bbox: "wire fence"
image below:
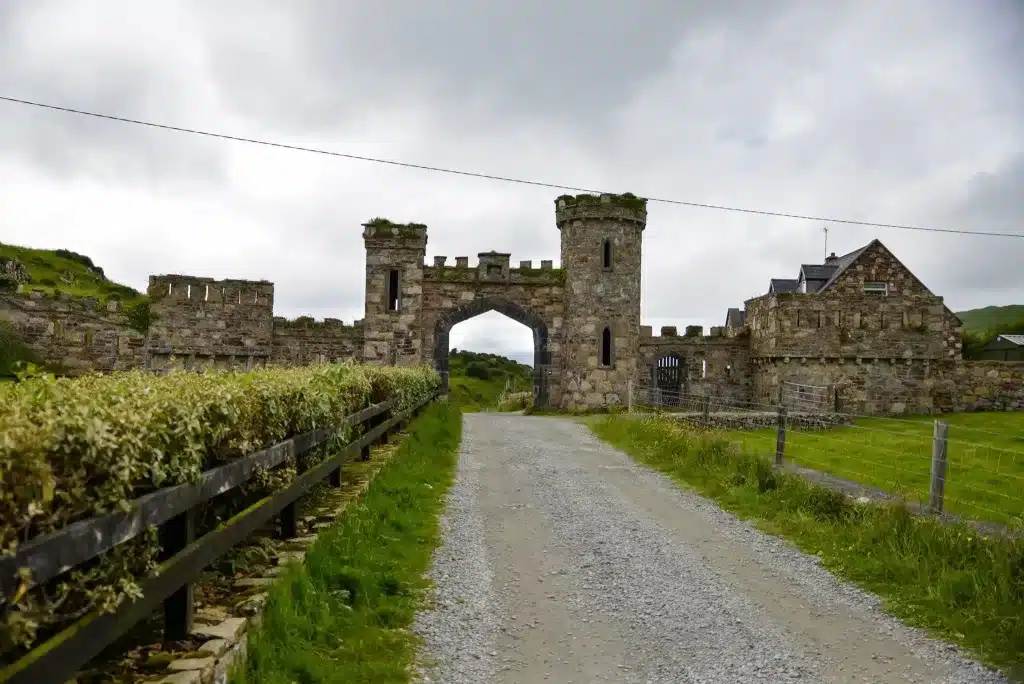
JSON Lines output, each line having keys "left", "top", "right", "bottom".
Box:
{"left": 627, "top": 381, "right": 1024, "bottom": 530}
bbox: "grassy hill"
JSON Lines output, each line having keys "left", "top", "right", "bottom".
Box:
{"left": 0, "top": 241, "right": 143, "bottom": 302}
{"left": 0, "top": 242, "right": 148, "bottom": 379}
{"left": 955, "top": 305, "right": 1024, "bottom": 335}
{"left": 955, "top": 305, "right": 1024, "bottom": 359}
{"left": 446, "top": 348, "right": 533, "bottom": 412}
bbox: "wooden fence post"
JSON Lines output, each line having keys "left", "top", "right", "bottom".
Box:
{"left": 929, "top": 420, "right": 949, "bottom": 514}
{"left": 159, "top": 509, "right": 196, "bottom": 641}
{"left": 279, "top": 450, "right": 307, "bottom": 539}
{"left": 775, "top": 405, "right": 787, "bottom": 465}
{"left": 701, "top": 394, "right": 711, "bottom": 426}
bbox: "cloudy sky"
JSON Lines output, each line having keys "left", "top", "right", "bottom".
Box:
{"left": 1, "top": 0, "right": 1021, "bottom": 365}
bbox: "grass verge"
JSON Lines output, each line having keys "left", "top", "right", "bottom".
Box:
{"left": 591, "top": 414, "right": 1024, "bottom": 681}
{"left": 233, "top": 399, "right": 462, "bottom": 684}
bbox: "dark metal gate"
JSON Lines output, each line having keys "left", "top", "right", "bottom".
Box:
{"left": 654, "top": 354, "right": 683, "bottom": 406}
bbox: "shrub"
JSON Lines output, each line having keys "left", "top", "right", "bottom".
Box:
{"left": 0, "top": 363, "right": 439, "bottom": 658}
{"left": 465, "top": 361, "right": 491, "bottom": 380}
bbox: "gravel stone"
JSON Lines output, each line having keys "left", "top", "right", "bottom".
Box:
{"left": 413, "top": 414, "right": 1010, "bottom": 683}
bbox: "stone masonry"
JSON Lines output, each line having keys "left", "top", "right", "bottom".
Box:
{"left": 2, "top": 192, "right": 1022, "bottom": 415}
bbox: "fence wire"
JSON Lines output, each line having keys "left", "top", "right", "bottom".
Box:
{"left": 628, "top": 382, "right": 1024, "bottom": 529}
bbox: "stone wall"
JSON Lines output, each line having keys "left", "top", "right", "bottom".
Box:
{"left": 0, "top": 292, "right": 146, "bottom": 374}
{"left": 270, "top": 317, "right": 364, "bottom": 366}
{"left": 751, "top": 358, "right": 1024, "bottom": 415}
{"left": 638, "top": 325, "right": 751, "bottom": 406}
{"left": 146, "top": 275, "right": 275, "bottom": 372}
{"left": 745, "top": 241, "right": 962, "bottom": 363}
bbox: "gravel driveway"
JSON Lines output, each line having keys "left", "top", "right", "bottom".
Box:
{"left": 413, "top": 414, "right": 1007, "bottom": 684}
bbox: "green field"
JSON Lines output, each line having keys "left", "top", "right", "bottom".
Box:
{"left": 723, "top": 412, "right": 1024, "bottom": 526}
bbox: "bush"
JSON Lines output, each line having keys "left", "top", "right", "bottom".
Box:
{"left": 465, "top": 361, "right": 491, "bottom": 380}
{"left": 0, "top": 363, "right": 439, "bottom": 658}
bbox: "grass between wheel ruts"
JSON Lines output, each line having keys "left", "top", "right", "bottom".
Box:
{"left": 590, "top": 414, "right": 1024, "bottom": 682}
{"left": 233, "top": 399, "right": 462, "bottom": 684}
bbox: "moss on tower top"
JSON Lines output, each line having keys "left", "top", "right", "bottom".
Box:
{"left": 555, "top": 192, "right": 647, "bottom": 212}
{"left": 363, "top": 217, "right": 428, "bottom": 232}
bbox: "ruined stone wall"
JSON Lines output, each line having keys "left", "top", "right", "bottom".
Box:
{"left": 638, "top": 324, "right": 751, "bottom": 406}
{"left": 557, "top": 193, "right": 646, "bottom": 410}
{"left": 270, "top": 317, "right": 364, "bottom": 366}
{"left": 361, "top": 221, "right": 427, "bottom": 367}
{"left": 0, "top": 292, "right": 146, "bottom": 374}
{"left": 146, "top": 275, "right": 275, "bottom": 372}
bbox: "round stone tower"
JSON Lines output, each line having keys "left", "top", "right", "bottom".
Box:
{"left": 556, "top": 192, "right": 647, "bottom": 410}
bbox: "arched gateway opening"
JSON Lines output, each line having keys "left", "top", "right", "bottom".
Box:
{"left": 434, "top": 296, "right": 551, "bottom": 407}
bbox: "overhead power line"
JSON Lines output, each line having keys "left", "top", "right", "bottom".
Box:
{"left": 2, "top": 94, "right": 1020, "bottom": 239}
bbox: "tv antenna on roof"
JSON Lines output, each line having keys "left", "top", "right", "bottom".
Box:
{"left": 823, "top": 224, "right": 829, "bottom": 259}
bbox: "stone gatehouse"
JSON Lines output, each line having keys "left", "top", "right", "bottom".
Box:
{"left": 3, "top": 192, "right": 1023, "bottom": 413}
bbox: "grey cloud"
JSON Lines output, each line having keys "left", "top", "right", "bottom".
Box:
{"left": 0, "top": 3, "right": 225, "bottom": 185}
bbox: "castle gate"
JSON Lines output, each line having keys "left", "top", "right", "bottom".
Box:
{"left": 432, "top": 296, "right": 552, "bottom": 405}
{"left": 361, "top": 218, "right": 564, "bottom": 408}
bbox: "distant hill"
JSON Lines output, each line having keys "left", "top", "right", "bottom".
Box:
{"left": 955, "top": 305, "right": 1024, "bottom": 360}
{"left": 0, "top": 241, "right": 142, "bottom": 302}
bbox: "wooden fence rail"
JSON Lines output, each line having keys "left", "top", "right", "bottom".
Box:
{"left": 0, "top": 391, "right": 438, "bottom": 684}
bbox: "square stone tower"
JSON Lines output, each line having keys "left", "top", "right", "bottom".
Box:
{"left": 362, "top": 219, "right": 428, "bottom": 366}
{"left": 556, "top": 193, "right": 647, "bottom": 409}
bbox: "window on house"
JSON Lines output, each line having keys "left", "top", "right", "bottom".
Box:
{"left": 863, "top": 282, "right": 888, "bottom": 295}
{"left": 602, "top": 239, "right": 612, "bottom": 270}
{"left": 600, "top": 326, "right": 612, "bottom": 366}
{"left": 387, "top": 269, "right": 400, "bottom": 311}
{"left": 701, "top": 359, "right": 707, "bottom": 378}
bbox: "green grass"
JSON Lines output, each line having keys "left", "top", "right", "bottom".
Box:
{"left": 234, "top": 400, "right": 462, "bottom": 684}
{"left": 957, "top": 305, "right": 1024, "bottom": 334}
{"left": 720, "top": 412, "right": 1024, "bottom": 526}
{"left": 591, "top": 415, "right": 1024, "bottom": 680}
{"left": 447, "top": 374, "right": 506, "bottom": 412}
{"left": 0, "top": 241, "right": 143, "bottom": 302}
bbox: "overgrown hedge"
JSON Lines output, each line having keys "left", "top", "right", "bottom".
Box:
{"left": 0, "top": 362, "right": 439, "bottom": 659}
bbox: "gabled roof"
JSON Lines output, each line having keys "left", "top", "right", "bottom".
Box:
{"left": 817, "top": 241, "right": 876, "bottom": 292}
{"left": 800, "top": 264, "right": 838, "bottom": 282}
{"left": 769, "top": 278, "right": 799, "bottom": 293}
{"left": 725, "top": 307, "right": 746, "bottom": 328}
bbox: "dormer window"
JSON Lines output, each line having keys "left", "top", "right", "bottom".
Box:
{"left": 602, "top": 239, "right": 612, "bottom": 270}
{"left": 863, "top": 282, "right": 888, "bottom": 296}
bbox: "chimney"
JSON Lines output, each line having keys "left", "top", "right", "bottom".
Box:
{"left": 825, "top": 252, "right": 838, "bottom": 265}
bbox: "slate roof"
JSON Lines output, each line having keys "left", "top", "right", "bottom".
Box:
{"left": 765, "top": 241, "right": 878, "bottom": 297}
{"left": 769, "top": 278, "right": 799, "bottom": 293}
{"left": 998, "top": 334, "right": 1024, "bottom": 347}
{"left": 725, "top": 307, "right": 746, "bottom": 328}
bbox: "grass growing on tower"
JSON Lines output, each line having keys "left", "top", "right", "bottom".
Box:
{"left": 234, "top": 400, "right": 462, "bottom": 684}
{"left": 591, "top": 414, "right": 1024, "bottom": 681}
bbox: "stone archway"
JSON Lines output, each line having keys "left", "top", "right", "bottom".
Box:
{"left": 433, "top": 296, "right": 551, "bottom": 407}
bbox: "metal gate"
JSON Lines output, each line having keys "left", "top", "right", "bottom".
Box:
{"left": 654, "top": 354, "right": 683, "bottom": 406}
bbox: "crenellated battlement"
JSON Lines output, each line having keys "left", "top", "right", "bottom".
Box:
{"left": 147, "top": 275, "right": 274, "bottom": 308}
{"left": 639, "top": 324, "right": 742, "bottom": 344}
{"left": 554, "top": 192, "right": 648, "bottom": 230}
{"left": 424, "top": 253, "right": 564, "bottom": 286}
{"left": 362, "top": 218, "right": 429, "bottom": 249}
{"left": 272, "top": 316, "right": 364, "bottom": 332}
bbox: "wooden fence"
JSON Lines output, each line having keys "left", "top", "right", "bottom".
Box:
{"left": 0, "top": 391, "right": 439, "bottom": 684}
